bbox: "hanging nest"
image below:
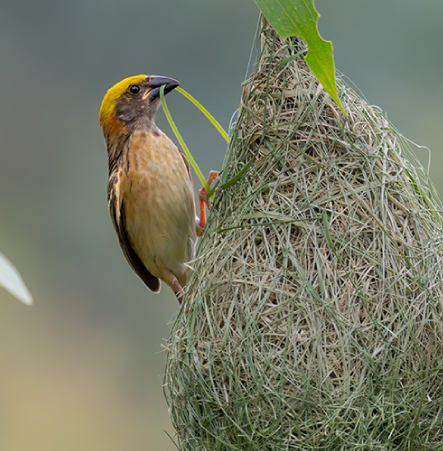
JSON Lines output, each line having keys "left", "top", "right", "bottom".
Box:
{"left": 164, "top": 17, "right": 443, "bottom": 450}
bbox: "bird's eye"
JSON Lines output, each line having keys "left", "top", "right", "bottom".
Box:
{"left": 128, "top": 84, "right": 141, "bottom": 95}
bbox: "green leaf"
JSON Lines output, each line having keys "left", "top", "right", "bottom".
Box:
{"left": 253, "top": 0, "right": 345, "bottom": 113}
{"left": 175, "top": 87, "right": 229, "bottom": 143}
{"left": 0, "top": 252, "right": 33, "bottom": 305}
{"left": 160, "top": 85, "right": 211, "bottom": 195}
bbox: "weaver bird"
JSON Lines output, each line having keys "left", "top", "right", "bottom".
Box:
{"left": 99, "top": 75, "right": 218, "bottom": 301}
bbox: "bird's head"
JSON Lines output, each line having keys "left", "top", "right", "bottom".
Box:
{"left": 99, "top": 75, "right": 180, "bottom": 136}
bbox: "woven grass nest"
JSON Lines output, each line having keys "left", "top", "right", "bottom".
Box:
{"left": 164, "top": 18, "right": 443, "bottom": 450}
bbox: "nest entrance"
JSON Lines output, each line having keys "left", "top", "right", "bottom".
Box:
{"left": 165, "top": 18, "right": 443, "bottom": 450}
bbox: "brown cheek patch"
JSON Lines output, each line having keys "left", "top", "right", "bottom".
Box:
{"left": 106, "top": 114, "right": 127, "bottom": 137}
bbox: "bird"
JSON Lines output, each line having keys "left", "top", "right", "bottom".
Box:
{"left": 99, "top": 75, "right": 218, "bottom": 302}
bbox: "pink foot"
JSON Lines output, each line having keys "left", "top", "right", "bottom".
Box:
{"left": 198, "top": 171, "right": 220, "bottom": 234}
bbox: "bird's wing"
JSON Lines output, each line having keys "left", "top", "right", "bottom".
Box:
{"left": 179, "top": 150, "right": 191, "bottom": 177}
{"left": 178, "top": 150, "right": 196, "bottom": 194}
{"left": 107, "top": 172, "right": 160, "bottom": 293}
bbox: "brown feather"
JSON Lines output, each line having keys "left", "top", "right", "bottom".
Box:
{"left": 108, "top": 171, "right": 160, "bottom": 292}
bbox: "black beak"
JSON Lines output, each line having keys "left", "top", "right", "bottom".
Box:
{"left": 147, "top": 76, "right": 180, "bottom": 101}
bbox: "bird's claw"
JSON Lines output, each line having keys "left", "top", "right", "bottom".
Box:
{"left": 197, "top": 170, "right": 220, "bottom": 233}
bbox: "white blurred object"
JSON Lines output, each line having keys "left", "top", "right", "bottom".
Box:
{"left": 0, "top": 252, "right": 33, "bottom": 305}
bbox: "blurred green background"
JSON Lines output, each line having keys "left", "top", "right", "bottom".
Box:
{"left": 1, "top": 1, "right": 442, "bottom": 449}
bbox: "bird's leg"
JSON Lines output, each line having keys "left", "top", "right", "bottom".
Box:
{"left": 197, "top": 170, "right": 220, "bottom": 236}
{"left": 164, "top": 268, "right": 185, "bottom": 303}
{"left": 175, "top": 286, "right": 184, "bottom": 304}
